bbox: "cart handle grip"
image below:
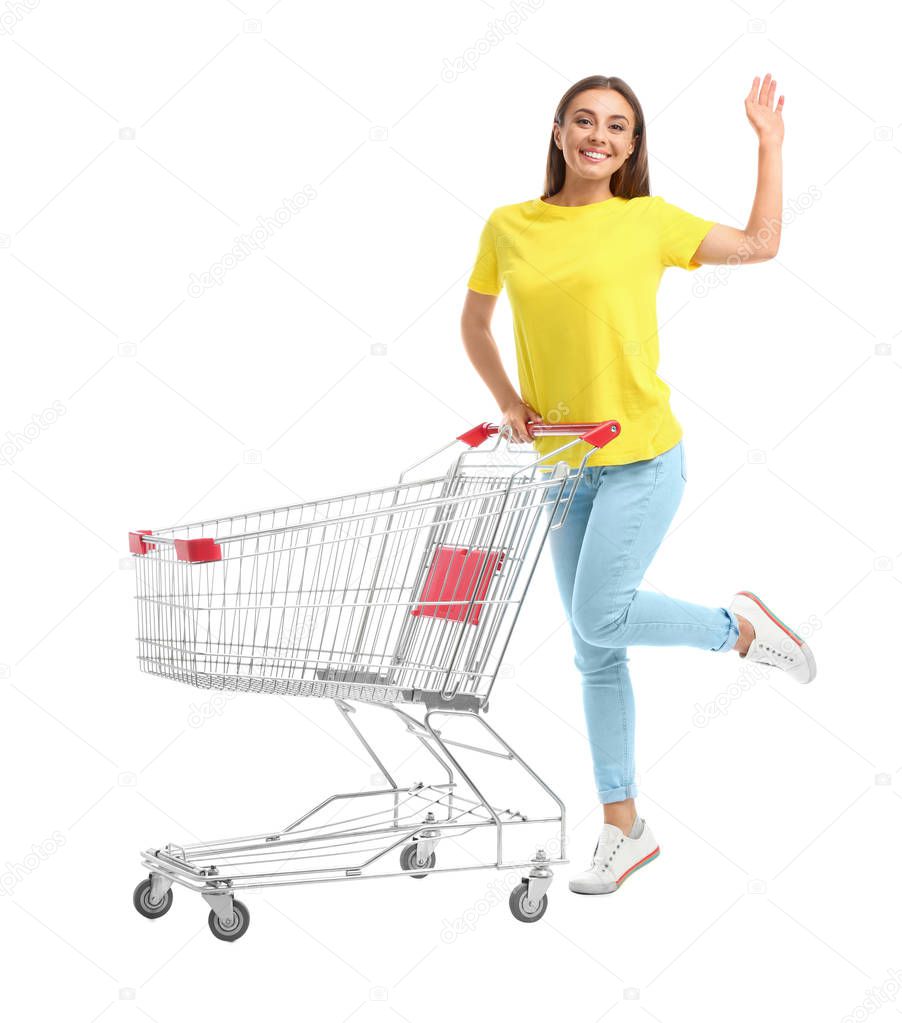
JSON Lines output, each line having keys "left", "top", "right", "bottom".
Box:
{"left": 457, "top": 420, "right": 620, "bottom": 450}
{"left": 129, "top": 531, "right": 222, "bottom": 563}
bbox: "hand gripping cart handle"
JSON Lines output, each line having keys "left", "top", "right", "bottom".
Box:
{"left": 129, "top": 419, "right": 621, "bottom": 940}
{"left": 453, "top": 419, "right": 620, "bottom": 530}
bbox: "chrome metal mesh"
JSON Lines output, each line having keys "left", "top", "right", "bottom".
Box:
{"left": 133, "top": 453, "right": 569, "bottom": 710}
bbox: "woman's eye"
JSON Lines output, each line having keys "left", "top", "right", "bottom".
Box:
{"left": 577, "top": 117, "right": 624, "bottom": 130}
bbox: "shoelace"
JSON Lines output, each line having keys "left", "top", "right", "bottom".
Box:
{"left": 592, "top": 835, "right": 625, "bottom": 871}
{"left": 748, "top": 638, "right": 796, "bottom": 664}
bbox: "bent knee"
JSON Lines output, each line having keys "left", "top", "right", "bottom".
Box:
{"left": 572, "top": 605, "right": 628, "bottom": 646}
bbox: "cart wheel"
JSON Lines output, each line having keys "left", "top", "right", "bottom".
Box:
{"left": 207, "top": 900, "right": 250, "bottom": 942}
{"left": 133, "top": 877, "right": 173, "bottom": 919}
{"left": 509, "top": 882, "right": 547, "bottom": 923}
{"left": 399, "top": 844, "right": 436, "bottom": 879}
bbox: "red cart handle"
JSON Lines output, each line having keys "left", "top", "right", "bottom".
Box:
{"left": 131, "top": 421, "right": 621, "bottom": 562}
{"left": 128, "top": 531, "right": 222, "bottom": 563}
{"left": 457, "top": 420, "right": 620, "bottom": 450}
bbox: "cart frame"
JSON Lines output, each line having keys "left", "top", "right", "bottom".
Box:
{"left": 130, "top": 420, "right": 621, "bottom": 938}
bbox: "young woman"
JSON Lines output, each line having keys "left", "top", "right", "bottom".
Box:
{"left": 461, "top": 73, "right": 816, "bottom": 896}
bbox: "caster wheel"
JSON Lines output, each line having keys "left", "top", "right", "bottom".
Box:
{"left": 133, "top": 877, "right": 173, "bottom": 919}
{"left": 207, "top": 900, "right": 250, "bottom": 942}
{"left": 509, "top": 882, "right": 547, "bottom": 923}
{"left": 399, "top": 843, "right": 435, "bottom": 879}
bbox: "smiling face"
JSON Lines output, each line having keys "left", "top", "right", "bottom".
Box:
{"left": 553, "top": 88, "right": 636, "bottom": 184}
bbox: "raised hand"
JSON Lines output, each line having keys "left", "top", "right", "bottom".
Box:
{"left": 745, "top": 72, "right": 784, "bottom": 146}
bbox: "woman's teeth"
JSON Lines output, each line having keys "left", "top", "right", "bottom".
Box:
{"left": 580, "top": 149, "right": 610, "bottom": 162}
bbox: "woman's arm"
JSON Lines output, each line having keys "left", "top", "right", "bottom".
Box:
{"left": 693, "top": 72, "right": 784, "bottom": 266}
{"left": 461, "top": 289, "right": 542, "bottom": 443}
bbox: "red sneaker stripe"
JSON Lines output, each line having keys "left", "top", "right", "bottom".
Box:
{"left": 736, "top": 591, "right": 803, "bottom": 646}
{"left": 616, "top": 846, "right": 660, "bottom": 884}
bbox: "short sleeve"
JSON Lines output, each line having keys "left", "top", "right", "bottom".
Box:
{"left": 654, "top": 197, "right": 716, "bottom": 271}
{"left": 466, "top": 212, "right": 502, "bottom": 295}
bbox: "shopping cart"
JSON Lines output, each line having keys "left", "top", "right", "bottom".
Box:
{"left": 129, "top": 418, "right": 620, "bottom": 941}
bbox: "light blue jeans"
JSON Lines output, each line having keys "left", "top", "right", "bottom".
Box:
{"left": 542, "top": 439, "right": 740, "bottom": 804}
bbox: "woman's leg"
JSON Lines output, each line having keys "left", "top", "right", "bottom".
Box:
{"left": 546, "top": 468, "right": 639, "bottom": 808}
{"left": 543, "top": 440, "right": 741, "bottom": 821}
{"left": 570, "top": 440, "right": 741, "bottom": 653}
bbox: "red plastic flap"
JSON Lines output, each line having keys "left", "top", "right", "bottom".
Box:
{"left": 174, "top": 538, "right": 222, "bottom": 564}
{"left": 411, "top": 545, "right": 505, "bottom": 626}
{"left": 128, "top": 530, "right": 155, "bottom": 555}
{"left": 581, "top": 420, "right": 621, "bottom": 449}
{"left": 456, "top": 422, "right": 494, "bottom": 448}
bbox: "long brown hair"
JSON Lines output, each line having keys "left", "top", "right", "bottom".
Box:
{"left": 542, "top": 75, "right": 650, "bottom": 200}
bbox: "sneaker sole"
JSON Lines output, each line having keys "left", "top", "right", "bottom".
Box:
{"left": 569, "top": 846, "right": 660, "bottom": 895}
{"left": 733, "top": 590, "right": 816, "bottom": 683}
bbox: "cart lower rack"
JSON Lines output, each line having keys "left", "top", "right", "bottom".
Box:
{"left": 129, "top": 418, "right": 621, "bottom": 940}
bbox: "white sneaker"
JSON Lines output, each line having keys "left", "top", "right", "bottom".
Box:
{"left": 569, "top": 819, "right": 660, "bottom": 895}
{"left": 728, "top": 590, "right": 816, "bottom": 683}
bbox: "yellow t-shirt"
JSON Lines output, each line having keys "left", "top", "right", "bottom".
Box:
{"left": 466, "top": 195, "right": 716, "bottom": 467}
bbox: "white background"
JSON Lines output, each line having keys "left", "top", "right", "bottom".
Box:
{"left": 2, "top": 0, "right": 898, "bottom": 1020}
